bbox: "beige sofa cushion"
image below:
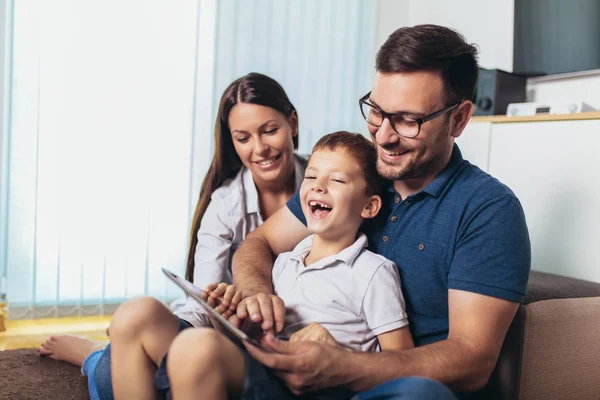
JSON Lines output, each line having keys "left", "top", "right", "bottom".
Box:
{"left": 474, "top": 271, "right": 600, "bottom": 400}
{"left": 518, "top": 297, "right": 600, "bottom": 400}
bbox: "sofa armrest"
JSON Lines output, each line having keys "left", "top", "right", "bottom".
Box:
{"left": 518, "top": 296, "right": 600, "bottom": 400}
{"left": 475, "top": 271, "right": 600, "bottom": 400}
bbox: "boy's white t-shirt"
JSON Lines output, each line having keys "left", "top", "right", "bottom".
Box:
{"left": 272, "top": 233, "right": 409, "bottom": 352}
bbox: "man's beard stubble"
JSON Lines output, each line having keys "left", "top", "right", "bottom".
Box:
{"left": 377, "top": 154, "right": 439, "bottom": 181}
{"left": 375, "top": 124, "right": 454, "bottom": 182}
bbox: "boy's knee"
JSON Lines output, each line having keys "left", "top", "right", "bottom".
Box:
{"left": 168, "top": 329, "right": 223, "bottom": 375}
{"left": 109, "top": 296, "right": 166, "bottom": 338}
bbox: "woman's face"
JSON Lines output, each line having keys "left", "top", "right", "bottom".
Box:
{"left": 228, "top": 103, "right": 297, "bottom": 187}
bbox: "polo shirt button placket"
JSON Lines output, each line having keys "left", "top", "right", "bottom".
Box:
{"left": 386, "top": 195, "right": 404, "bottom": 246}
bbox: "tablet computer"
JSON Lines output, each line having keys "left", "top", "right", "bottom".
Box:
{"left": 162, "top": 268, "right": 276, "bottom": 353}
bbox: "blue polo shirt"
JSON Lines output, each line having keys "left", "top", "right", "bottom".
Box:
{"left": 286, "top": 144, "right": 531, "bottom": 346}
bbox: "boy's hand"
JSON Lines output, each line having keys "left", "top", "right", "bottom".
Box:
{"left": 201, "top": 282, "right": 242, "bottom": 319}
{"left": 289, "top": 323, "right": 339, "bottom": 347}
{"left": 236, "top": 293, "right": 286, "bottom": 334}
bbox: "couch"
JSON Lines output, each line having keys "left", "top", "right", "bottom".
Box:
{"left": 475, "top": 270, "right": 600, "bottom": 400}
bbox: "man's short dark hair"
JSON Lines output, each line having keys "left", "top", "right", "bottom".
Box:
{"left": 376, "top": 24, "right": 479, "bottom": 104}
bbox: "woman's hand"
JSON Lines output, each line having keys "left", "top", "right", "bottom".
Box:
{"left": 201, "top": 282, "right": 243, "bottom": 319}
{"left": 289, "top": 323, "right": 339, "bottom": 347}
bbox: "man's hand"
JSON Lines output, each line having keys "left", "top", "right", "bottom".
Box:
{"left": 245, "top": 333, "right": 349, "bottom": 395}
{"left": 235, "top": 293, "right": 286, "bottom": 334}
{"left": 200, "top": 282, "right": 243, "bottom": 319}
{"left": 289, "top": 323, "right": 339, "bottom": 348}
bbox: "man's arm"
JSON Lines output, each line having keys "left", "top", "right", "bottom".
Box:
{"left": 231, "top": 205, "right": 309, "bottom": 332}
{"left": 232, "top": 205, "right": 309, "bottom": 295}
{"left": 343, "top": 289, "right": 518, "bottom": 392}
{"left": 246, "top": 289, "right": 518, "bottom": 394}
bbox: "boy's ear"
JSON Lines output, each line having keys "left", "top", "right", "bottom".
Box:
{"left": 361, "top": 194, "right": 382, "bottom": 219}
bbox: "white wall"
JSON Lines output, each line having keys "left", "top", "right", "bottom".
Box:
{"left": 527, "top": 72, "right": 600, "bottom": 109}
{"left": 374, "top": 0, "right": 411, "bottom": 56}
{"left": 375, "top": 0, "right": 515, "bottom": 71}
{"left": 460, "top": 120, "right": 600, "bottom": 283}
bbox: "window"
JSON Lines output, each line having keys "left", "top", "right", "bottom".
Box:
{"left": 1, "top": 0, "right": 376, "bottom": 318}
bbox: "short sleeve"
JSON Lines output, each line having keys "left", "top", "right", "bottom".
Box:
{"left": 286, "top": 190, "right": 306, "bottom": 226}
{"left": 448, "top": 194, "right": 531, "bottom": 303}
{"left": 362, "top": 261, "right": 409, "bottom": 336}
{"left": 271, "top": 251, "right": 291, "bottom": 284}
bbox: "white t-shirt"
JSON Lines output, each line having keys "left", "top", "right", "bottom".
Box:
{"left": 273, "top": 233, "right": 409, "bottom": 352}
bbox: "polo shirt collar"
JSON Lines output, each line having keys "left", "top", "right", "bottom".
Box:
{"left": 243, "top": 154, "right": 305, "bottom": 215}
{"left": 421, "top": 143, "right": 464, "bottom": 199}
{"left": 289, "top": 233, "right": 369, "bottom": 269}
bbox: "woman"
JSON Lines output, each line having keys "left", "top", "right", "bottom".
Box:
{"left": 38, "top": 73, "right": 305, "bottom": 400}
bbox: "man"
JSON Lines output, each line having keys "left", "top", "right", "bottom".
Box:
{"left": 229, "top": 24, "right": 531, "bottom": 399}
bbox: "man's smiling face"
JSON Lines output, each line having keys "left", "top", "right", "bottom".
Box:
{"left": 367, "top": 71, "right": 458, "bottom": 185}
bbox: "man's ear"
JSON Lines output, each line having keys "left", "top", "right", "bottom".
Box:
{"left": 450, "top": 101, "right": 474, "bottom": 139}
{"left": 361, "top": 195, "right": 382, "bottom": 219}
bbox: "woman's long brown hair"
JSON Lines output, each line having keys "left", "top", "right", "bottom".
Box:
{"left": 185, "top": 73, "right": 298, "bottom": 282}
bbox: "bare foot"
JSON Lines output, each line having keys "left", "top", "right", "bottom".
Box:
{"left": 38, "top": 335, "right": 107, "bottom": 367}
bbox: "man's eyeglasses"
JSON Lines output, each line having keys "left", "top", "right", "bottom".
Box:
{"left": 359, "top": 92, "right": 460, "bottom": 138}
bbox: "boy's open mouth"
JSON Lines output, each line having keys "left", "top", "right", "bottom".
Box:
{"left": 308, "top": 200, "right": 332, "bottom": 219}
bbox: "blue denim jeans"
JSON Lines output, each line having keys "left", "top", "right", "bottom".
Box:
{"left": 80, "top": 347, "right": 104, "bottom": 400}
{"left": 354, "top": 377, "right": 457, "bottom": 400}
{"left": 239, "top": 373, "right": 456, "bottom": 400}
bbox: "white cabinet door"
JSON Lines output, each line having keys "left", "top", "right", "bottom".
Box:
{"left": 489, "top": 120, "right": 600, "bottom": 282}
{"left": 456, "top": 122, "right": 492, "bottom": 172}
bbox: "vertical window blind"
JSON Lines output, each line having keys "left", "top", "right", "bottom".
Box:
{"left": 0, "top": 0, "right": 376, "bottom": 319}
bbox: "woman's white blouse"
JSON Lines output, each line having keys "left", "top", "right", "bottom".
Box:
{"left": 174, "top": 155, "right": 306, "bottom": 327}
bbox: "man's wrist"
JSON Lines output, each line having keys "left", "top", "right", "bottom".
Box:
{"left": 241, "top": 285, "right": 273, "bottom": 298}
{"left": 336, "top": 349, "right": 402, "bottom": 392}
{"left": 330, "top": 345, "right": 368, "bottom": 390}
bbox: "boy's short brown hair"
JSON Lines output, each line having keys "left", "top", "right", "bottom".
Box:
{"left": 311, "top": 131, "right": 384, "bottom": 195}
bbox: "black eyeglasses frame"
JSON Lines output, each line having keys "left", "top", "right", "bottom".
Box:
{"left": 359, "top": 92, "right": 460, "bottom": 138}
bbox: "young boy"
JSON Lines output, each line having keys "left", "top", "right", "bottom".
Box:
{"left": 166, "top": 131, "right": 414, "bottom": 400}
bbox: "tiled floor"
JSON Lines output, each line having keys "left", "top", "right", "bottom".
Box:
{"left": 0, "top": 315, "right": 111, "bottom": 350}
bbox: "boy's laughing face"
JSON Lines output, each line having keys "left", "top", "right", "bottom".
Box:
{"left": 300, "top": 148, "right": 378, "bottom": 240}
